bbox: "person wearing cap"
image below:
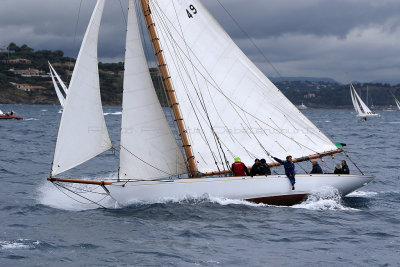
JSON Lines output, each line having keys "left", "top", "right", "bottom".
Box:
{"left": 231, "top": 156, "right": 250, "bottom": 177}
{"left": 272, "top": 155, "right": 296, "bottom": 190}
{"left": 310, "top": 160, "right": 323, "bottom": 174}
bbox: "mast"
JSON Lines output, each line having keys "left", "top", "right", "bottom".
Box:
{"left": 139, "top": 0, "right": 197, "bottom": 176}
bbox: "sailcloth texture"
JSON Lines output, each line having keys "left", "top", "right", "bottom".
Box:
{"left": 149, "top": 0, "right": 337, "bottom": 173}
{"left": 52, "top": 0, "right": 111, "bottom": 176}
{"left": 118, "top": 0, "right": 187, "bottom": 180}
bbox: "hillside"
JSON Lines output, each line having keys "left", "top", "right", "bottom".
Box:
{"left": 1, "top": 43, "right": 400, "bottom": 108}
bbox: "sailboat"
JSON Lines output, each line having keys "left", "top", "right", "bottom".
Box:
{"left": 47, "top": 0, "right": 374, "bottom": 207}
{"left": 49, "top": 62, "right": 68, "bottom": 112}
{"left": 392, "top": 94, "right": 400, "bottom": 111}
{"left": 297, "top": 102, "right": 307, "bottom": 110}
{"left": 349, "top": 83, "right": 379, "bottom": 117}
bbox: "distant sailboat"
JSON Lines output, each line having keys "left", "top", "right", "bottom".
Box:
{"left": 297, "top": 102, "right": 307, "bottom": 110}
{"left": 392, "top": 94, "right": 400, "bottom": 111}
{"left": 49, "top": 62, "right": 68, "bottom": 111}
{"left": 47, "top": 0, "right": 374, "bottom": 207}
{"left": 350, "top": 83, "right": 379, "bottom": 117}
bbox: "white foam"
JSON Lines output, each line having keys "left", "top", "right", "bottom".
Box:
{"left": 0, "top": 239, "right": 40, "bottom": 250}
{"left": 293, "top": 186, "right": 357, "bottom": 211}
{"left": 24, "top": 118, "right": 39, "bottom": 121}
{"left": 347, "top": 190, "right": 378, "bottom": 197}
{"left": 41, "top": 109, "right": 47, "bottom": 112}
{"left": 38, "top": 179, "right": 117, "bottom": 211}
{"left": 104, "top": 111, "right": 122, "bottom": 116}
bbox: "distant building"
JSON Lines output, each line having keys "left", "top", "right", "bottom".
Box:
{"left": 9, "top": 82, "right": 46, "bottom": 92}
{"left": 52, "top": 62, "right": 74, "bottom": 68}
{"left": 11, "top": 68, "right": 40, "bottom": 77}
{"left": 304, "top": 93, "right": 316, "bottom": 99}
{"left": 1, "top": 58, "right": 31, "bottom": 64}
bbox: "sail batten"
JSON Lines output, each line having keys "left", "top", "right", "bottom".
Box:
{"left": 51, "top": 0, "right": 111, "bottom": 176}
{"left": 150, "top": 0, "right": 337, "bottom": 173}
{"left": 118, "top": 0, "right": 187, "bottom": 180}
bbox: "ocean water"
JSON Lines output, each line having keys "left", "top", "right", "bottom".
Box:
{"left": 0, "top": 104, "right": 399, "bottom": 266}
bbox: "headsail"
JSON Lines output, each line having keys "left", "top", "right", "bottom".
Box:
{"left": 148, "top": 0, "right": 338, "bottom": 173}
{"left": 393, "top": 95, "right": 400, "bottom": 110}
{"left": 49, "top": 62, "right": 65, "bottom": 108}
{"left": 350, "top": 83, "right": 363, "bottom": 116}
{"left": 119, "top": 0, "right": 187, "bottom": 180}
{"left": 51, "top": 0, "right": 111, "bottom": 176}
{"left": 49, "top": 62, "right": 68, "bottom": 95}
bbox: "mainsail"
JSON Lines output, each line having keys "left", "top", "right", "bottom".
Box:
{"left": 393, "top": 95, "right": 400, "bottom": 110}
{"left": 148, "top": 0, "right": 337, "bottom": 173}
{"left": 49, "top": 62, "right": 65, "bottom": 108}
{"left": 51, "top": 0, "right": 111, "bottom": 176}
{"left": 119, "top": 0, "right": 187, "bottom": 180}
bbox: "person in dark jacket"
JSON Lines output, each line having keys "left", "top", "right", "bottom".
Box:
{"left": 260, "top": 158, "right": 271, "bottom": 176}
{"left": 250, "top": 159, "right": 263, "bottom": 177}
{"left": 341, "top": 160, "right": 350, "bottom": 174}
{"left": 231, "top": 156, "right": 250, "bottom": 177}
{"left": 273, "top": 155, "right": 296, "bottom": 190}
{"left": 310, "top": 160, "right": 323, "bottom": 174}
{"left": 334, "top": 164, "right": 342, "bottom": 174}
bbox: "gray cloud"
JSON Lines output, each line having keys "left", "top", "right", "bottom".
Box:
{"left": 1, "top": 0, "right": 399, "bottom": 83}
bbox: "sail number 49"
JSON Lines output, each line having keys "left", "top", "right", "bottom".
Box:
{"left": 186, "top": 5, "right": 197, "bottom": 18}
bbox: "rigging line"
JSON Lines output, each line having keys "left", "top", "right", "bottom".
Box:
{"left": 118, "top": 0, "right": 127, "bottom": 26}
{"left": 151, "top": 6, "right": 223, "bottom": 170}
{"left": 120, "top": 145, "right": 174, "bottom": 176}
{"left": 150, "top": 2, "right": 333, "bottom": 153}
{"left": 215, "top": 0, "right": 283, "bottom": 78}
{"left": 53, "top": 182, "right": 108, "bottom": 209}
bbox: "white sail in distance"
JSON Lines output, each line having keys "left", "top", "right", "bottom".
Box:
{"left": 350, "top": 83, "right": 363, "bottom": 116}
{"left": 394, "top": 96, "right": 400, "bottom": 110}
{"left": 350, "top": 83, "right": 374, "bottom": 116}
{"left": 149, "top": 0, "right": 337, "bottom": 173}
{"left": 49, "top": 62, "right": 68, "bottom": 95}
{"left": 49, "top": 62, "right": 65, "bottom": 108}
{"left": 118, "top": 0, "right": 187, "bottom": 180}
{"left": 51, "top": 0, "right": 111, "bottom": 176}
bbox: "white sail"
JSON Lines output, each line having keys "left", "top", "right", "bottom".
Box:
{"left": 350, "top": 83, "right": 363, "bottom": 116}
{"left": 49, "top": 62, "right": 68, "bottom": 95}
{"left": 118, "top": 0, "right": 187, "bottom": 180}
{"left": 49, "top": 62, "right": 65, "bottom": 108}
{"left": 51, "top": 0, "right": 111, "bottom": 176}
{"left": 394, "top": 96, "right": 400, "bottom": 110}
{"left": 149, "top": 0, "right": 337, "bottom": 173}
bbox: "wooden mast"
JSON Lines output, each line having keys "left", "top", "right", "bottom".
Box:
{"left": 139, "top": 0, "right": 197, "bottom": 176}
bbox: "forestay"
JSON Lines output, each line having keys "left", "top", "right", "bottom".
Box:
{"left": 118, "top": 0, "right": 187, "bottom": 180}
{"left": 52, "top": 0, "right": 111, "bottom": 176}
{"left": 149, "top": 0, "right": 337, "bottom": 173}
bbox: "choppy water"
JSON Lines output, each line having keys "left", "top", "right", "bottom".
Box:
{"left": 0, "top": 104, "right": 399, "bottom": 266}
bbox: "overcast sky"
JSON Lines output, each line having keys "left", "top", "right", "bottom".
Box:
{"left": 1, "top": 0, "right": 400, "bottom": 84}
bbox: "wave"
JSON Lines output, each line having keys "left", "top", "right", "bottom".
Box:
{"left": 0, "top": 239, "right": 40, "bottom": 250}
{"left": 347, "top": 190, "right": 378, "bottom": 198}
{"left": 24, "top": 118, "right": 39, "bottom": 121}
{"left": 104, "top": 111, "right": 122, "bottom": 116}
{"left": 293, "top": 186, "right": 357, "bottom": 211}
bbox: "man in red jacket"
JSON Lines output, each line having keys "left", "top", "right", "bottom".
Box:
{"left": 231, "top": 156, "right": 250, "bottom": 177}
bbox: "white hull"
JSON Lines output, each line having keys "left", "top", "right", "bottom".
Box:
{"left": 106, "top": 174, "right": 374, "bottom": 206}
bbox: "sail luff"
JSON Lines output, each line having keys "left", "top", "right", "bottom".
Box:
{"left": 51, "top": 0, "right": 111, "bottom": 176}
{"left": 49, "top": 62, "right": 65, "bottom": 108}
{"left": 350, "top": 83, "right": 362, "bottom": 115}
{"left": 139, "top": 0, "right": 197, "bottom": 176}
{"left": 118, "top": 0, "right": 187, "bottom": 180}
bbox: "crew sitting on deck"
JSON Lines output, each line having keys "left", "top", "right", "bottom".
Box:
{"left": 250, "top": 159, "right": 262, "bottom": 177}
{"left": 310, "top": 160, "right": 323, "bottom": 174}
{"left": 260, "top": 158, "right": 271, "bottom": 176}
{"left": 231, "top": 156, "right": 250, "bottom": 177}
{"left": 334, "top": 164, "right": 342, "bottom": 174}
{"left": 341, "top": 160, "right": 350, "bottom": 174}
{"left": 272, "top": 155, "right": 296, "bottom": 190}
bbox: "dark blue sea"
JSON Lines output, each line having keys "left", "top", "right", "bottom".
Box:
{"left": 0, "top": 104, "right": 399, "bottom": 266}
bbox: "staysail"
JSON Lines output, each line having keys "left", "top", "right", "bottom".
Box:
{"left": 49, "top": 62, "right": 65, "bottom": 108}
{"left": 51, "top": 0, "right": 111, "bottom": 176}
{"left": 118, "top": 0, "right": 187, "bottom": 180}
{"left": 148, "top": 0, "right": 337, "bottom": 173}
